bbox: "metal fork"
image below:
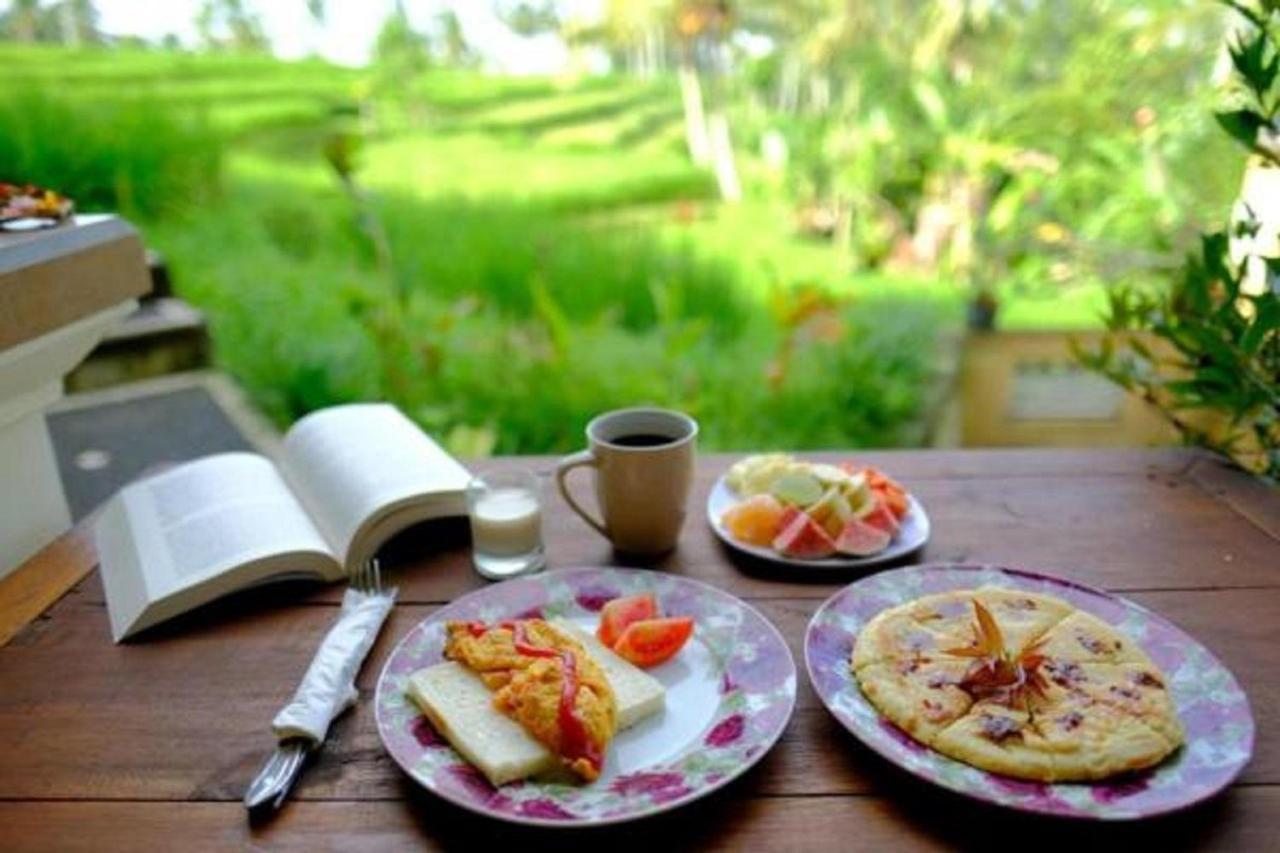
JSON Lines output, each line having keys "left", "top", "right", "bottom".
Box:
{"left": 352, "top": 557, "right": 383, "bottom": 595}
{"left": 244, "top": 559, "right": 383, "bottom": 812}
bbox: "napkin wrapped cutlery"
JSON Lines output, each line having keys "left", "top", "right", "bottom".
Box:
{"left": 244, "top": 567, "right": 395, "bottom": 812}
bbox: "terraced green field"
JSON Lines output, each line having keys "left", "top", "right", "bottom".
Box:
{"left": 4, "top": 45, "right": 966, "bottom": 452}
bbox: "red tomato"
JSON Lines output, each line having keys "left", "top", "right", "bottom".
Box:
{"left": 596, "top": 594, "right": 658, "bottom": 648}
{"left": 612, "top": 617, "right": 694, "bottom": 668}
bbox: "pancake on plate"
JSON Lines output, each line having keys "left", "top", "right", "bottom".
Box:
{"left": 852, "top": 586, "right": 1184, "bottom": 782}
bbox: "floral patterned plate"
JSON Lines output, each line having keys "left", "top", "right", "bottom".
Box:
{"left": 805, "top": 563, "right": 1254, "bottom": 820}
{"left": 375, "top": 567, "right": 797, "bottom": 827}
{"left": 707, "top": 474, "right": 929, "bottom": 570}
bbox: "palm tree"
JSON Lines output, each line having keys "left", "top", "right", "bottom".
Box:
{"left": 7, "top": 0, "right": 42, "bottom": 42}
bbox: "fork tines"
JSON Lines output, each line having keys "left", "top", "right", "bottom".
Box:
{"left": 352, "top": 559, "right": 383, "bottom": 594}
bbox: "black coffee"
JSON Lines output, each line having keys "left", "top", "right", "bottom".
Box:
{"left": 611, "top": 433, "right": 677, "bottom": 447}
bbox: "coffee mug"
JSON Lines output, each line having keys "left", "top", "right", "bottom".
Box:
{"left": 555, "top": 408, "right": 698, "bottom": 555}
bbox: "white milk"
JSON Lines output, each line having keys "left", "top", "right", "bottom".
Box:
{"left": 468, "top": 483, "right": 545, "bottom": 580}
{"left": 471, "top": 488, "right": 541, "bottom": 556}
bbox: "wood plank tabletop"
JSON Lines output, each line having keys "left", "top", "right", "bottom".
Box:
{"left": 0, "top": 447, "right": 1276, "bottom": 851}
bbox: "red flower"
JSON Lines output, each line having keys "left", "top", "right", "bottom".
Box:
{"left": 410, "top": 716, "right": 443, "bottom": 748}
{"left": 574, "top": 585, "right": 619, "bottom": 611}
{"left": 705, "top": 714, "right": 745, "bottom": 747}
{"left": 517, "top": 798, "right": 576, "bottom": 820}
{"left": 610, "top": 771, "right": 686, "bottom": 798}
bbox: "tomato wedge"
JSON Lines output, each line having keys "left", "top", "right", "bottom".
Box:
{"left": 612, "top": 617, "right": 694, "bottom": 668}
{"left": 596, "top": 594, "right": 658, "bottom": 648}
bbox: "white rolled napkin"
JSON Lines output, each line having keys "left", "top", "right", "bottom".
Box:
{"left": 272, "top": 585, "right": 397, "bottom": 744}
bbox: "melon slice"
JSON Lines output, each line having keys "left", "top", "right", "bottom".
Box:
{"left": 835, "top": 517, "right": 891, "bottom": 556}
{"left": 861, "top": 499, "right": 901, "bottom": 536}
{"left": 805, "top": 487, "right": 856, "bottom": 539}
{"left": 770, "top": 470, "right": 824, "bottom": 507}
{"left": 772, "top": 511, "right": 837, "bottom": 559}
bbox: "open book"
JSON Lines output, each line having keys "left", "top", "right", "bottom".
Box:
{"left": 95, "top": 403, "right": 470, "bottom": 641}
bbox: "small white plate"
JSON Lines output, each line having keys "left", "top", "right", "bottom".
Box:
{"left": 706, "top": 471, "right": 930, "bottom": 569}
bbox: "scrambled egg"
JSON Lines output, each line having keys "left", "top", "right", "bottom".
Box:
{"left": 445, "top": 619, "right": 617, "bottom": 781}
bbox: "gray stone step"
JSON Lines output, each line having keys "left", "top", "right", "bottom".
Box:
{"left": 67, "top": 297, "right": 210, "bottom": 392}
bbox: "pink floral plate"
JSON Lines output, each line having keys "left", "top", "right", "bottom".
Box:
{"left": 805, "top": 563, "right": 1254, "bottom": 820}
{"left": 375, "top": 567, "right": 797, "bottom": 827}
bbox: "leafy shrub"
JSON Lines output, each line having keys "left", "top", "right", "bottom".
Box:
{"left": 1078, "top": 0, "right": 1279, "bottom": 480}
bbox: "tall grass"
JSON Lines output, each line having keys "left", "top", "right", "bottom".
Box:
{"left": 376, "top": 193, "right": 749, "bottom": 334}
{"left": 0, "top": 88, "right": 221, "bottom": 218}
{"left": 143, "top": 164, "right": 944, "bottom": 452}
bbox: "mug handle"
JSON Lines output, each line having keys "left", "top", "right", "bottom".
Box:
{"left": 555, "top": 450, "right": 609, "bottom": 539}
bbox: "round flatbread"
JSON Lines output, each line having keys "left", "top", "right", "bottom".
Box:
{"left": 851, "top": 586, "right": 1183, "bottom": 782}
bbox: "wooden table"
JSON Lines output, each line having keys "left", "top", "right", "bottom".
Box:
{"left": 1, "top": 448, "right": 1277, "bottom": 850}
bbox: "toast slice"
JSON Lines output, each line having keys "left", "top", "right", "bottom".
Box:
{"left": 406, "top": 620, "right": 667, "bottom": 786}
{"left": 550, "top": 618, "right": 666, "bottom": 729}
{"left": 407, "top": 662, "right": 553, "bottom": 785}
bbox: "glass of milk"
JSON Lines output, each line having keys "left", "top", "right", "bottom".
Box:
{"left": 466, "top": 469, "right": 546, "bottom": 580}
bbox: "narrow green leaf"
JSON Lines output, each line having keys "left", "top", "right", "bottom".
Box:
{"left": 1241, "top": 299, "right": 1280, "bottom": 353}
{"left": 1216, "top": 110, "right": 1264, "bottom": 148}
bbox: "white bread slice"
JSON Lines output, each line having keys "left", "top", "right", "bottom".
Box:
{"left": 406, "top": 621, "right": 667, "bottom": 786}
{"left": 549, "top": 618, "right": 666, "bottom": 729}
{"left": 407, "top": 662, "right": 554, "bottom": 785}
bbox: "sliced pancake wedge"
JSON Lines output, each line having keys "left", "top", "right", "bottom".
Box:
{"left": 1034, "top": 610, "right": 1152, "bottom": 666}
{"left": 907, "top": 587, "right": 1074, "bottom": 655}
{"left": 856, "top": 658, "right": 974, "bottom": 743}
{"left": 1064, "top": 662, "right": 1183, "bottom": 747}
{"left": 932, "top": 699, "right": 1057, "bottom": 782}
{"left": 852, "top": 609, "right": 959, "bottom": 672}
{"left": 1029, "top": 674, "right": 1180, "bottom": 781}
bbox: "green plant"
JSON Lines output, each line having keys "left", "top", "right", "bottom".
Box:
{"left": 1076, "top": 0, "right": 1279, "bottom": 480}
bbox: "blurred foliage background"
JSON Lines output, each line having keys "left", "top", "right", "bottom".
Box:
{"left": 0, "top": 0, "right": 1253, "bottom": 454}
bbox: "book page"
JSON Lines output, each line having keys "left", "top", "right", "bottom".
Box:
{"left": 279, "top": 403, "right": 471, "bottom": 565}
{"left": 116, "top": 453, "right": 339, "bottom": 596}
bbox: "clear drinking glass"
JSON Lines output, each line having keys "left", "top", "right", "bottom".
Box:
{"left": 466, "top": 469, "right": 546, "bottom": 581}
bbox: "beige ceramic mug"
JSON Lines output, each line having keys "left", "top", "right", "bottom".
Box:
{"left": 555, "top": 408, "right": 698, "bottom": 555}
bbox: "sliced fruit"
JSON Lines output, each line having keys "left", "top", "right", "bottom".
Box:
{"left": 779, "top": 505, "right": 802, "bottom": 530}
{"left": 769, "top": 470, "right": 824, "bottom": 507}
{"left": 597, "top": 594, "right": 658, "bottom": 648}
{"left": 873, "top": 485, "right": 909, "bottom": 520}
{"left": 864, "top": 467, "right": 909, "bottom": 519}
{"left": 721, "top": 494, "right": 787, "bottom": 546}
{"left": 809, "top": 462, "right": 856, "bottom": 488}
{"left": 861, "top": 499, "right": 901, "bottom": 535}
{"left": 772, "top": 511, "right": 837, "bottom": 559}
{"left": 613, "top": 617, "right": 695, "bottom": 668}
{"left": 835, "top": 517, "right": 892, "bottom": 556}
{"left": 726, "top": 453, "right": 796, "bottom": 496}
{"left": 839, "top": 471, "right": 871, "bottom": 507}
{"left": 805, "top": 486, "right": 855, "bottom": 539}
